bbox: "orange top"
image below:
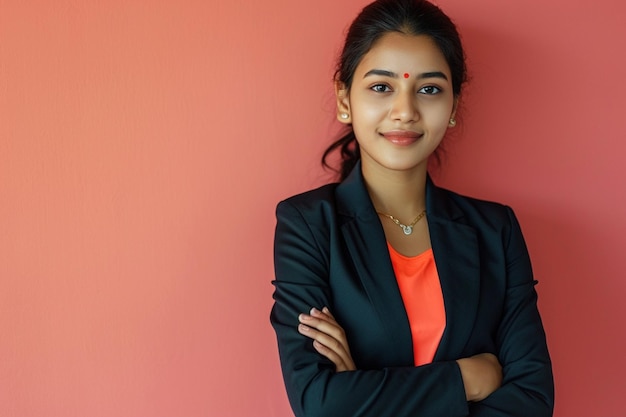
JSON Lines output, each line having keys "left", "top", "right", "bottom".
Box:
{"left": 387, "top": 243, "right": 446, "bottom": 366}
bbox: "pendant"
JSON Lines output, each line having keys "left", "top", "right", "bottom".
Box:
{"left": 402, "top": 225, "right": 413, "bottom": 235}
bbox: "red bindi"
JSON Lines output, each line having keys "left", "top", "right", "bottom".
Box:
{"left": 403, "top": 73, "right": 410, "bottom": 78}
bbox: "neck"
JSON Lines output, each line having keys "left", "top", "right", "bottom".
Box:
{"left": 361, "top": 161, "right": 428, "bottom": 219}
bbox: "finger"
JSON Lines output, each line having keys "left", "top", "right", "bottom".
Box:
{"left": 297, "top": 323, "right": 348, "bottom": 354}
{"left": 299, "top": 313, "right": 348, "bottom": 347}
{"left": 300, "top": 310, "right": 340, "bottom": 333}
{"left": 321, "top": 306, "right": 335, "bottom": 319}
{"left": 298, "top": 323, "right": 352, "bottom": 363}
{"left": 309, "top": 307, "right": 339, "bottom": 326}
{"left": 310, "top": 307, "right": 337, "bottom": 324}
{"left": 305, "top": 308, "right": 343, "bottom": 335}
{"left": 312, "top": 340, "right": 350, "bottom": 372}
{"left": 298, "top": 312, "right": 357, "bottom": 372}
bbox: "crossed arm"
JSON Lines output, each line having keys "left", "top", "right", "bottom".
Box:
{"left": 271, "top": 200, "right": 554, "bottom": 417}
{"left": 298, "top": 306, "right": 503, "bottom": 402}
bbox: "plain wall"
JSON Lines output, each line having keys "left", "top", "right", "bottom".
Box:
{"left": 1, "top": 0, "right": 625, "bottom": 416}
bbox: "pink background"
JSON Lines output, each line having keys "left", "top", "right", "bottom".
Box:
{"left": 1, "top": 0, "right": 625, "bottom": 416}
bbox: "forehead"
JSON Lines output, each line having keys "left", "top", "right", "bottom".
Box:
{"left": 356, "top": 32, "right": 451, "bottom": 76}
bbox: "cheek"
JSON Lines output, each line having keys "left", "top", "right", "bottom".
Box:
{"left": 350, "top": 89, "right": 391, "bottom": 113}
{"left": 422, "top": 101, "right": 454, "bottom": 125}
{"left": 350, "top": 103, "right": 388, "bottom": 130}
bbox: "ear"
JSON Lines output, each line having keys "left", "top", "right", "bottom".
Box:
{"left": 448, "top": 96, "right": 459, "bottom": 128}
{"left": 334, "top": 80, "right": 351, "bottom": 124}
{"left": 451, "top": 96, "right": 459, "bottom": 120}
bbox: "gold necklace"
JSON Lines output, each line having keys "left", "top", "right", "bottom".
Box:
{"left": 377, "top": 210, "right": 426, "bottom": 236}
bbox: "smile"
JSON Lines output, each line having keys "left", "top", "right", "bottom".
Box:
{"left": 380, "top": 131, "right": 423, "bottom": 146}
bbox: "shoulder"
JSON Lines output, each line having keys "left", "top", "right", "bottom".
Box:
{"left": 273, "top": 183, "right": 343, "bottom": 267}
{"left": 430, "top": 183, "right": 517, "bottom": 233}
{"left": 276, "top": 183, "right": 341, "bottom": 225}
{"left": 439, "top": 186, "right": 511, "bottom": 215}
{"left": 431, "top": 184, "right": 531, "bottom": 275}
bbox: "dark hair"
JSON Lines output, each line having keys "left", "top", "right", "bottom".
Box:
{"left": 322, "top": 0, "right": 467, "bottom": 180}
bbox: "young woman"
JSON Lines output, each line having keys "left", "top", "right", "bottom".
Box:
{"left": 270, "top": 0, "right": 554, "bottom": 416}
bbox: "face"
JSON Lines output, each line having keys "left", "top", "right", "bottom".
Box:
{"left": 336, "top": 32, "right": 457, "bottom": 176}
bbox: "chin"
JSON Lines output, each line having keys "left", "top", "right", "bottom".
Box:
{"left": 379, "top": 159, "right": 429, "bottom": 173}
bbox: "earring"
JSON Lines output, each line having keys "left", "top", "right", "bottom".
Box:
{"left": 449, "top": 118, "right": 457, "bottom": 127}
{"left": 340, "top": 113, "right": 349, "bottom": 119}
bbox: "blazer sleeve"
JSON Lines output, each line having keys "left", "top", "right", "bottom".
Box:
{"left": 468, "top": 207, "right": 554, "bottom": 416}
{"left": 270, "top": 200, "right": 470, "bottom": 417}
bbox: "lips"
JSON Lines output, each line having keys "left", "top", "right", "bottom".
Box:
{"left": 381, "top": 131, "right": 422, "bottom": 146}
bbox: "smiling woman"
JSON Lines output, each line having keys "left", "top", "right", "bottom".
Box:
{"left": 270, "top": 0, "right": 554, "bottom": 416}
{"left": 337, "top": 33, "right": 456, "bottom": 182}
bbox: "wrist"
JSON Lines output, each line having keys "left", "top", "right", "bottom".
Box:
{"left": 456, "top": 358, "right": 480, "bottom": 401}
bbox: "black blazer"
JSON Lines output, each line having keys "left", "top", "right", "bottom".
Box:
{"left": 271, "top": 164, "right": 554, "bottom": 417}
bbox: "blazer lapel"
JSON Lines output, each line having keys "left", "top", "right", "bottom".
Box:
{"left": 426, "top": 178, "right": 481, "bottom": 361}
{"left": 335, "top": 165, "right": 414, "bottom": 364}
{"left": 334, "top": 165, "right": 481, "bottom": 363}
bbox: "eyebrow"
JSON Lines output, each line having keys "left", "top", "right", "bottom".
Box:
{"left": 363, "top": 69, "right": 448, "bottom": 81}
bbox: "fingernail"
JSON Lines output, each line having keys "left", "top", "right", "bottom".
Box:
{"left": 310, "top": 307, "right": 319, "bottom": 315}
{"left": 298, "top": 324, "right": 308, "bottom": 332}
{"left": 322, "top": 306, "right": 329, "bottom": 313}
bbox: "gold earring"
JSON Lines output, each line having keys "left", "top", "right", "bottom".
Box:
{"left": 340, "top": 113, "right": 349, "bottom": 119}
{"left": 449, "top": 118, "right": 457, "bottom": 127}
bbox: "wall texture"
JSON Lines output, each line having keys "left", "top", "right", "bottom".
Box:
{"left": 1, "top": 0, "right": 624, "bottom": 416}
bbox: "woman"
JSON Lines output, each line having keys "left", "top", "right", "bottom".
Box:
{"left": 270, "top": 0, "right": 554, "bottom": 416}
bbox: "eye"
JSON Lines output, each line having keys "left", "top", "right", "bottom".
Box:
{"left": 418, "top": 85, "right": 441, "bottom": 95}
{"left": 370, "top": 84, "right": 392, "bottom": 93}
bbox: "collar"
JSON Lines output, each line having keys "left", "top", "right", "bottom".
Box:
{"left": 335, "top": 160, "right": 465, "bottom": 223}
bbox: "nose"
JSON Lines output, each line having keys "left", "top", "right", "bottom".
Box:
{"left": 390, "top": 90, "right": 419, "bottom": 123}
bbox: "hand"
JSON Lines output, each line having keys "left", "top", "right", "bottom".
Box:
{"left": 456, "top": 353, "right": 503, "bottom": 402}
{"left": 298, "top": 307, "right": 356, "bottom": 372}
